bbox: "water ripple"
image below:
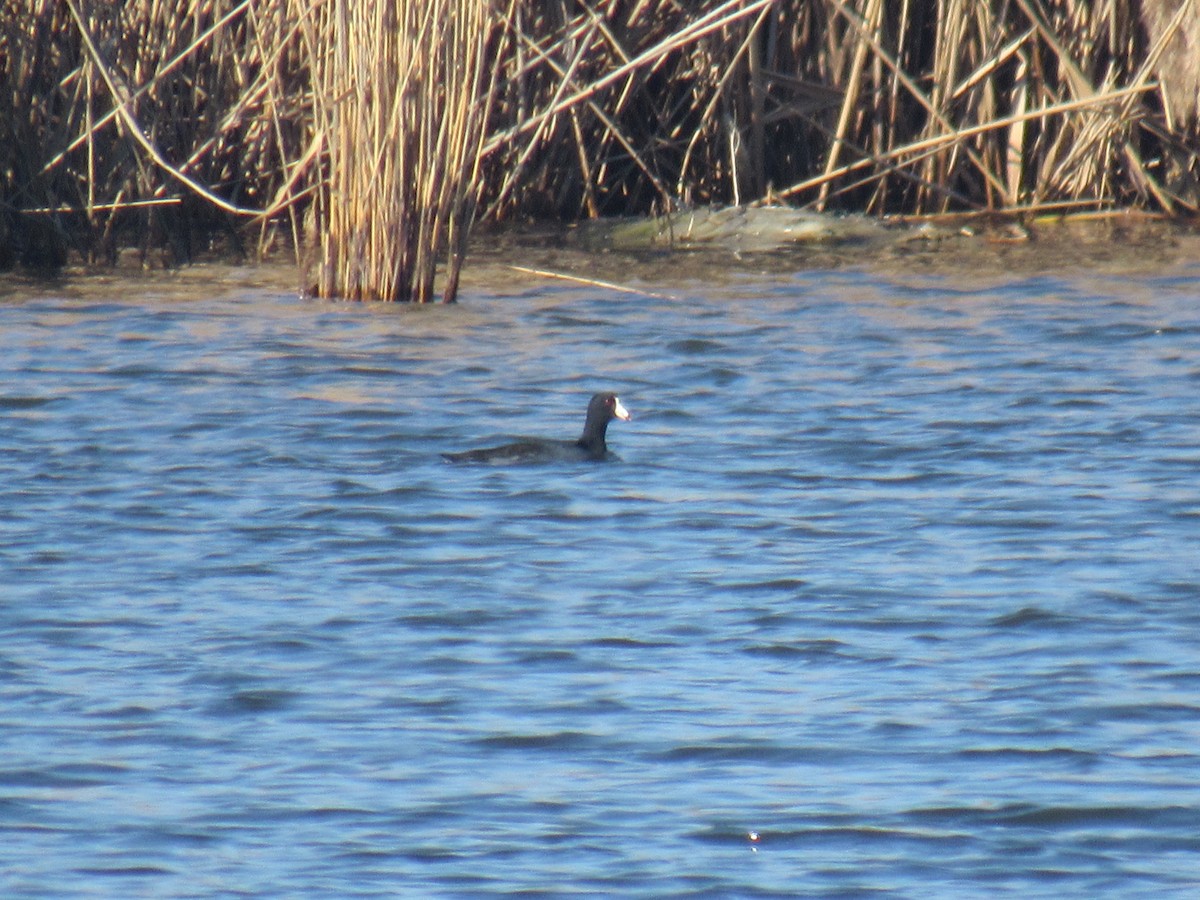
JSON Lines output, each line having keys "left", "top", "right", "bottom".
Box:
{"left": 2, "top": 267, "right": 1200, "bottom": 896}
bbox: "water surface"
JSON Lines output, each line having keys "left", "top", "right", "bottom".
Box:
{"left": 3, "top": 240, "right": 1200, "bottom": 897}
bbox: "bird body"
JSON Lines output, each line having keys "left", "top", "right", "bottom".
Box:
{"left": 442, "top": 392, "right": 630, "bottom": 464}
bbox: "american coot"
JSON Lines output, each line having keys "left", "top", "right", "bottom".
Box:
{"left": 442, "top": 391, "right": 631, "bottom": 464}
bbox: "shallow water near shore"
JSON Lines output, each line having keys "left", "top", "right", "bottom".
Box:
{"left": 3, "top": 227, "right": 1200, "bottom": 897}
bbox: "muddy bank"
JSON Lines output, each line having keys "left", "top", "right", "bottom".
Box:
{"left": 3, "top": 211, "right": 1197, "bottom": 303}
{"left": 465, "top": 212, "right": 1200, "bottom": 294}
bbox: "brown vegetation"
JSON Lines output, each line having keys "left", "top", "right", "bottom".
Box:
{"left": 1, "top": 0, "right": 1196, "bottom": 299}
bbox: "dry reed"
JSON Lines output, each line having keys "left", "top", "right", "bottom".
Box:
{"left": 1, "top": 1, "right": 1196, "bottom": 295}
{"left": 481, "top": 0, "right": 1198, "bottom": 217}
{"left": 1, "top": 0, "right": 302, "bottom": 264}
{"left": 298, "top": 0, "right": 511, "bottom": 301}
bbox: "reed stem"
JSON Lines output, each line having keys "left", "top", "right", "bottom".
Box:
{"left": 1, "top": 1, "right": 1195, "bottom": 289}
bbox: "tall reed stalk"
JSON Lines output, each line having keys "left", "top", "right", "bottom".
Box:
{"left": 300, "top": 0, "right": 498, "bottom": 302}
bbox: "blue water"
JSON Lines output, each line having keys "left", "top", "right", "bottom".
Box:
{"left": 3, "top": 258, "right": 1200, "bottom": 897}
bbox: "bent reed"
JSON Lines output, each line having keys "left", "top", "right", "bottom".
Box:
{"left": 1, "top": 0, "right": 1196, "bottom": 299}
